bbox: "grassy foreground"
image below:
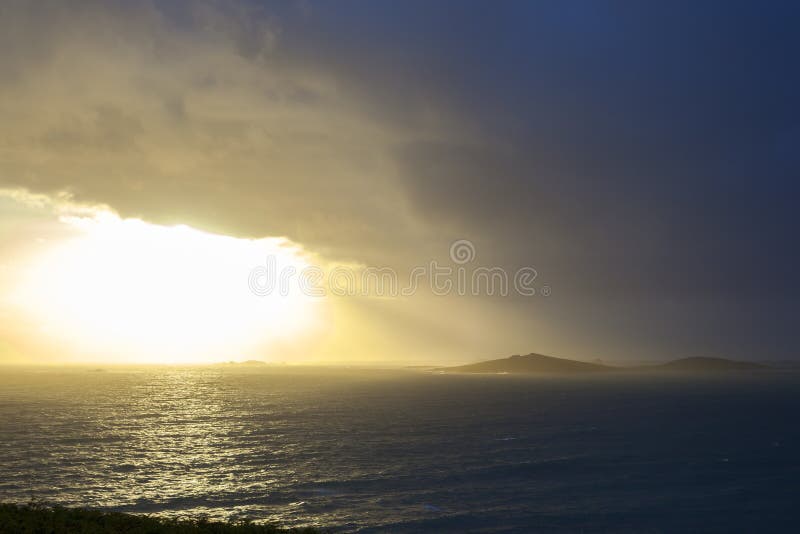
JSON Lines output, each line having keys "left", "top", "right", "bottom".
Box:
{"left": 0, "top": 503, "right": 325, "bottom": 534}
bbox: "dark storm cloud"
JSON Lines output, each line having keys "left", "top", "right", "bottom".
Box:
{"left": 352, "top": 0, "right": 800, "bottom": 297}
{"left": 277, "top": 0, "right": 800, "bottom": 357}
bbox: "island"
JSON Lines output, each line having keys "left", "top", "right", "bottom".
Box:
{"left": 438, "top": 353, "right": 769, "bottom": 374}
{"left": 439, "top": 353, "right": 613, "bottom": 374}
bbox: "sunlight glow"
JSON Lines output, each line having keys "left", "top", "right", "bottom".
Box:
{"left": 12, "top": 212, "right": 320, "bottom": 364}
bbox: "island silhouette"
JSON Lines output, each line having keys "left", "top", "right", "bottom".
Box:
{"left": 439, "top": 353, "right": 768, "bottom": 374}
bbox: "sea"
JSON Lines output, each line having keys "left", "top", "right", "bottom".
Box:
{"left": 0, "top": 366, "right": 798, "bottom": 532}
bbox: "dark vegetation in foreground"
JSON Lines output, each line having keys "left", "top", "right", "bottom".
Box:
{"left": 0, "top": 503, "right": 324, "bottom": 534}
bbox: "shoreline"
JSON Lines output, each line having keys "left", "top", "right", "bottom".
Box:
{"left": 0, "top": 503, "right": 325, "bottom": 534}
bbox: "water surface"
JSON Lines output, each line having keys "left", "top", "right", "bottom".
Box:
{"left": 1, "top": 366, "right": 798, "bottom": 532}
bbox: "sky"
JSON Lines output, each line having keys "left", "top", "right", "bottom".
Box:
{"left": 0, "top": 0, "right": 798, "bottom": 364}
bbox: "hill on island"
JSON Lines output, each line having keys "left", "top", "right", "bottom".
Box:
{"left": 438, "top": 353, "right": 769, "bottom": 374}
{"left": 440, "top": 353, "right": 613, "bottom": 374}
{"left": 640, "top": 356, "right": 768, "bottom": 372}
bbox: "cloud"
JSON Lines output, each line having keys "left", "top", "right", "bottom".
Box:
{"left": 0, "top": 0, "right": 464, "bottom": 266}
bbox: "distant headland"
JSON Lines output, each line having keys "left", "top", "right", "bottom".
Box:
{"left": 438, "top": 353, "right": 769, "bottom": 374}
